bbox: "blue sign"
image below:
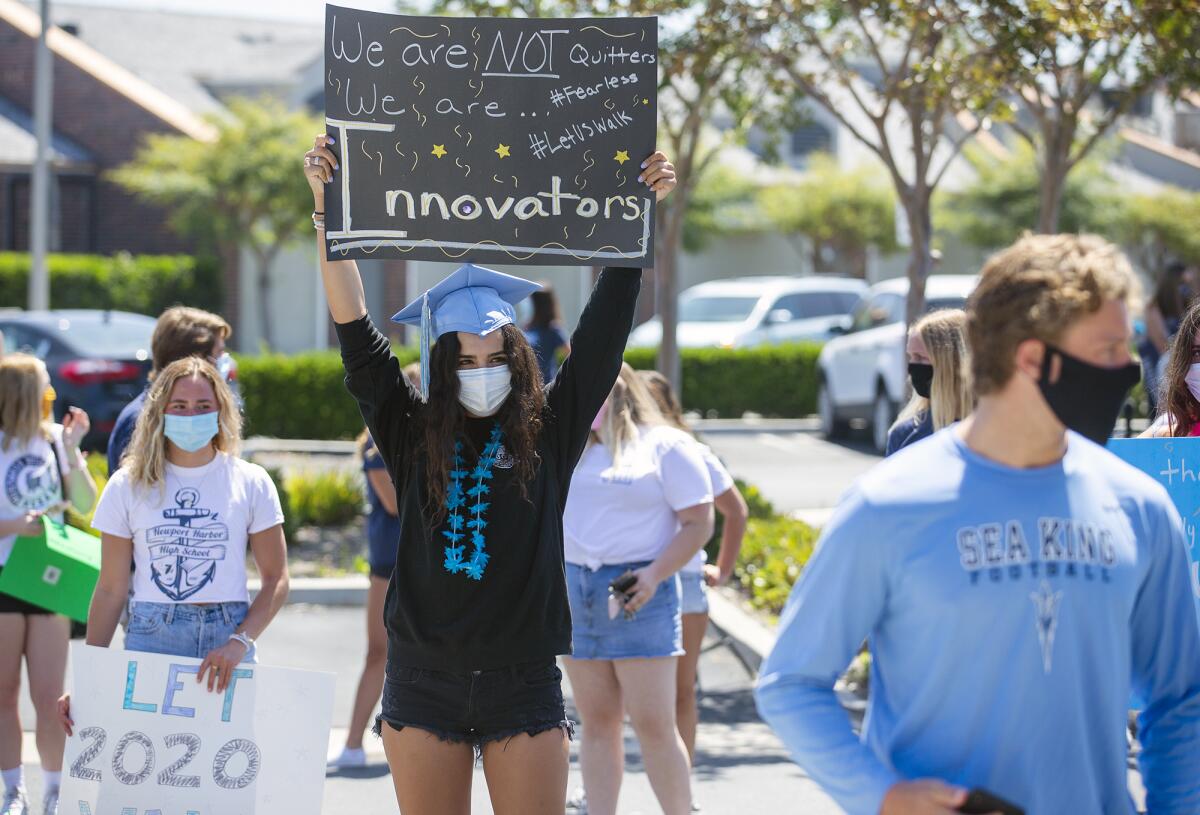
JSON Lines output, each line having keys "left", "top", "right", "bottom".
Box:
{"left": 1109, "top": 438, "right": 1200, "bottom": 607}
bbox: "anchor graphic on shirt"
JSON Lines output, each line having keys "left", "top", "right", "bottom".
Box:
{"left": 148, "top": 487, "right": 229, "bottom": 601}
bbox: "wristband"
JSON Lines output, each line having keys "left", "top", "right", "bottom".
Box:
{"left": 229, "top": 632, "right": 254, "bottom": 651}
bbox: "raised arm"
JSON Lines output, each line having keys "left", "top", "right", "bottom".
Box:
{"left": 545, "top": 151, "right": 676, "bottom": 472}
{"left": 304, "top": 134, "right": 414, "bottom": 464}
{"left": 306, "top": 134, "right": 366, "bottom": 324}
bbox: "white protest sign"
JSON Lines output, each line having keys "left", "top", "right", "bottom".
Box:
{"left": 60, "top": 643, "right": 335, "bottom": 815}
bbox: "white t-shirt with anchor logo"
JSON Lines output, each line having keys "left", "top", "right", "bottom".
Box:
{"left": 92, "top": 452, "right": 283, "bottom": 603}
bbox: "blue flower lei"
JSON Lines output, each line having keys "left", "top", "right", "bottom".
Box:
{"left": 442, "top": 422, "right": 502, "bottom": 581}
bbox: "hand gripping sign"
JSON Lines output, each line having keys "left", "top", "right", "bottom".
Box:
{"left": 60, "top": 644, "right": 335, "bottom": 815}
{"left": 323, "top": 5, "right": 658, "bottom": 266}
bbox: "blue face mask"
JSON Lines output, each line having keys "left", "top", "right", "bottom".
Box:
{"left": 164, "top": 412, "right": 219, "bottom": 452}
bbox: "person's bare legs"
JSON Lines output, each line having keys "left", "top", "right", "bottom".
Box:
{"left": 482, "top": 727, "right": 569, "bottom": 815}
{"left": 345, "top": 576, "right": 388, "bottom": 751}
{"left": 562, "top": 656, "right": 624, "bottom": 815}
{"left": 24, "top": 614, "right": 69, "bottom": 773}
{"left": 380, "top": 723, "right": 474, "bottom": 815}
{"left": 0, "top": 615, "right": 27, "bottom": 773}
{"left": 615, "top": 657, "right": 691, "bottom": 815}
{"left": 677, "top": 612, "right": 708, "bottom": 764}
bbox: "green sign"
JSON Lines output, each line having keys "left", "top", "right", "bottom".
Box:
{"left": 0, "top": 517, "right": 100, "bottom": 621}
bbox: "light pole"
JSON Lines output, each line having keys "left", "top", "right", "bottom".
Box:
{"left": 28, "top": 0, "right": 53, "bottom": 311}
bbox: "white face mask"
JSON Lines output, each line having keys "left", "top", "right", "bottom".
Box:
{"left": 1186, "top": 363, "right": 1200, "bottom": 403}
{"left": 457, "top": 364, "right": 512, "bottom": 416}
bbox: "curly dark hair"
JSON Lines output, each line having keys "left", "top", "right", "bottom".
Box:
{"left": 420, "top": 324, "right": 544, "bottom": 518}
{"left": 1159, "top": 300, "right": 1200, "bottom": 436}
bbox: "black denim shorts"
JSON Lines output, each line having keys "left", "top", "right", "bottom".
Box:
{"left": 373, "top": 659, "right": 574, "bottom": 753}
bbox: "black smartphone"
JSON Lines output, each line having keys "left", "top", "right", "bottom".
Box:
{"left": 609, "top": 571, "right": 637, "bottom": 596}
{"left": 957, "top": 788, "right": 1024, "bottom": 815}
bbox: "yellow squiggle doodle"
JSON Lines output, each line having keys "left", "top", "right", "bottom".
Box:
{"left": 616, "top": 170, "right": 626, "bottom": 185}
{"left": 578, "top": 178, "right": 588, "bottom": 191}
{"left": 456, "top": 158, "right": 471, "bottom": 178}
{"left": 360, "top": 141, "right": 373, "bottom": 162}
{"left": 604, "top": 99, "right": 616, "bottom": 111}
{"left": 394, "top": 143, "right": 406, "bottom": 157}
{"left": 513, "top": 176, "right": 519, "bottom": 188}
{"left": 473, "top": 53, "right": 479, "bottom": 72}
{"left": 580, "top": 25, "right": 637, "bottom": 38}
{"left": 563, "top": 226, "right": 570, "bottom": 241}
{"left": 475, "top": 81, "right": 484, "bottom": 99}
{"left": 441, "top": 24, "right": 451, "bottom": 37}
{"left": 389, "top": 26, "right": 437, "bottom": 38}
{"left": 587, "top": 224, "right": 597, "bottom": 238}
{"left": 583, "top": 150, "right": 595, "bottom": 171}
{"left": 413, "top": 75, "right": 426, "bottom": 96}
{"left": 454, "top": 125, "right": 463, "bottom": 140}
{"left": 471, "top": 26, "right": 479, "bottom": 45}
{"left": 411, "top": 153, "right": 419, "bottom": 172}
{"left": 334, "top": 77, "right": 342, "bottom": 95}
{"left": 493, "top": 174, "right": 503, "bottom": 184}
{"left": 465, "top": 131, "right": 473, "bottom": 147}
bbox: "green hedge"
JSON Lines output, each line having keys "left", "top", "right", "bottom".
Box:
{"left": 0, "top": 252, "right": 222, "bottom": 315}
{"left": 235, "top": 344, "right": 821, "bottom": 440}
{"left": 625, "top": 344, "right": 822, "bottom": 418}
{"left": 285, "top": 469, "right": 365, "bottom": 528}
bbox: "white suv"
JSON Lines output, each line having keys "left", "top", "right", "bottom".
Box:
{"left": 817, "top": 275, "right": 978, "bottom": 453}
{"left": 628, "top": 276, "right": 867, "bottom": 349}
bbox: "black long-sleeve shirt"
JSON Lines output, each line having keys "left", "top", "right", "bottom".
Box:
{"left": 335, "top": 267, "right": 641, "bottom": 671}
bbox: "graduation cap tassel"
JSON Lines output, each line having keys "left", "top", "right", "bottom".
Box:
{"left": 420, "top": 291, "right": 432, "bottom": 403}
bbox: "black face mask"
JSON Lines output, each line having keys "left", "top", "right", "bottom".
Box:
{"left": 1037, "top": 344, "right": 1141, "bottom": 446}
{"left": 908, "top": 363, "right": 934, "bottom": 399}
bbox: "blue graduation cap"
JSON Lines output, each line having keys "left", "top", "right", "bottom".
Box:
{"left": 391, "top": 263, "right": 541, "bottom": 400}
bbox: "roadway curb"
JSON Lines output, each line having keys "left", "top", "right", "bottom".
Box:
{"left": 255, "top": 576, "right": 780, "bottom": 676}
{"left": 704, "top": 587, "right": 776, "bottom": 674}
{"left": 251, "top": 575, "right": 370, "bottom": 606}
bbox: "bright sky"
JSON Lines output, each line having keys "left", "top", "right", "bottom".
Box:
{"left": 32, "top": 0, "right": 402, "bottom": 23}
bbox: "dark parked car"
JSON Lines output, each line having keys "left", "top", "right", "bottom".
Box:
{"left": 0, "top": 310, "right": 155, "bottom": 451}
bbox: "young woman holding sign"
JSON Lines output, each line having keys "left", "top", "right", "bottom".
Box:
{"left": 58, "top": 357, "right": 290, "bottom": 733}
{"left": 0, "top": 355, "right": 95, "bottom": 815}
{"left": 1143, "top": 300, "right": 1200, "bottom": 437}
{"left": 303, "top": 134, "right": 675, "bottom": 814}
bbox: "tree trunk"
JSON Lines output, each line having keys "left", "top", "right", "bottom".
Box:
{"left": 903, "top": 192, "right": 933, "bottom": 329}
{"left": 254, "top": 245, "right": 277, "bottom": 351}
{"left": 656, "top": 202, "right": 684, "bottom": 395}
{"left": 1037, "top": 140, "right": 1072, "bottom": 234}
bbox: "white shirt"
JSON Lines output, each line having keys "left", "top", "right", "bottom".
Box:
{"left": 682, "top": 442, "right": 736, "bottom": 574}
{"left": 92, "top": 452, "right": 284, "bottom": 604}
{"left": 565, "top": 425, "right": 713, "bottom": 569}
{"left": 0, "top": 425, "right": 69, "bottom": 565}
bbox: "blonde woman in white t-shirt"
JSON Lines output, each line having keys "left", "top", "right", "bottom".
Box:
{"left": 563, "top": 364, "right": 714, "bottom": 815}
{"left": 58, "top": 356, "right": 289, "bottom": 739}
{"left": 0, "top": 353, "right": 96, "bottom": 815}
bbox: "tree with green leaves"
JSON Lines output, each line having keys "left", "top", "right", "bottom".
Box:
{"left": 757, "top": 153, "right": 898, "bottom": 277}
{"left": 413, "top": 0, "right": 791, "bottom": 391}
{"left": 112, "top": 97, "right": 320, "bottom": 348}
{"left": 755, "top": 0, "right": 1015, "bottom": 325}
{"left": 978, "top": 1, "right": 1200, "bottom": 233}
{"left": 937, "top": 141, "right": 1124, "bottom": 250}
{"left": 1118, "top": 186, "right": 1200, "bottom": 278}
{"left": 681, "top": 162, "right": 769, "bottom": 253}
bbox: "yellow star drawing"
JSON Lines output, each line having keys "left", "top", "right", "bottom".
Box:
{"left": 614, "top": 150, "right": 630, "bottom": 164}
{"left": 494, "top": 143, "right": 511, "bottom": 159}
{"left": 642, "top": 98, "right": 649, "bottom": 105}
{"left": 431, "top": 144, "right": 448, "bottom": 158}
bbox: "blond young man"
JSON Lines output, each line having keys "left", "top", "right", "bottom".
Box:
{"left": 757, "top": 234, "right": 1200, "bottom": 815}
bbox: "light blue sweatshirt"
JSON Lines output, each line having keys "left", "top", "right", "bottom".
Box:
{"left": 756, "top": 428, "right": 1200, "bottom": 815}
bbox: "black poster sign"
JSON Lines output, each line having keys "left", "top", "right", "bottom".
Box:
{"left": 323, "top": 5, "right": 658, "bottom": 266}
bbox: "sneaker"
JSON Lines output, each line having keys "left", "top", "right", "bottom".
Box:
{"left": 565, "top": 788, "right": 587, "bottom": 813}
{"left": 0, "top": 788, "right": 28, "bottom": 815}
{"left": 40, "top": 789, "right": 56, "bottom": 815}
{"left": 327, "top": 747, "right": 368, "bottom": 769}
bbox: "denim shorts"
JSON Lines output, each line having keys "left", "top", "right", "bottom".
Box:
{"left": 566, "top": 561, "right": 683, "bottom": 660}
{"left": 679, "top": 570, "right": 709, "bottom": 615}
{"left": 373, "top": 659, "right": 572, "bottom": 753}
{"left": 125, "top": 601, "right": 257, "bottom": 662}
